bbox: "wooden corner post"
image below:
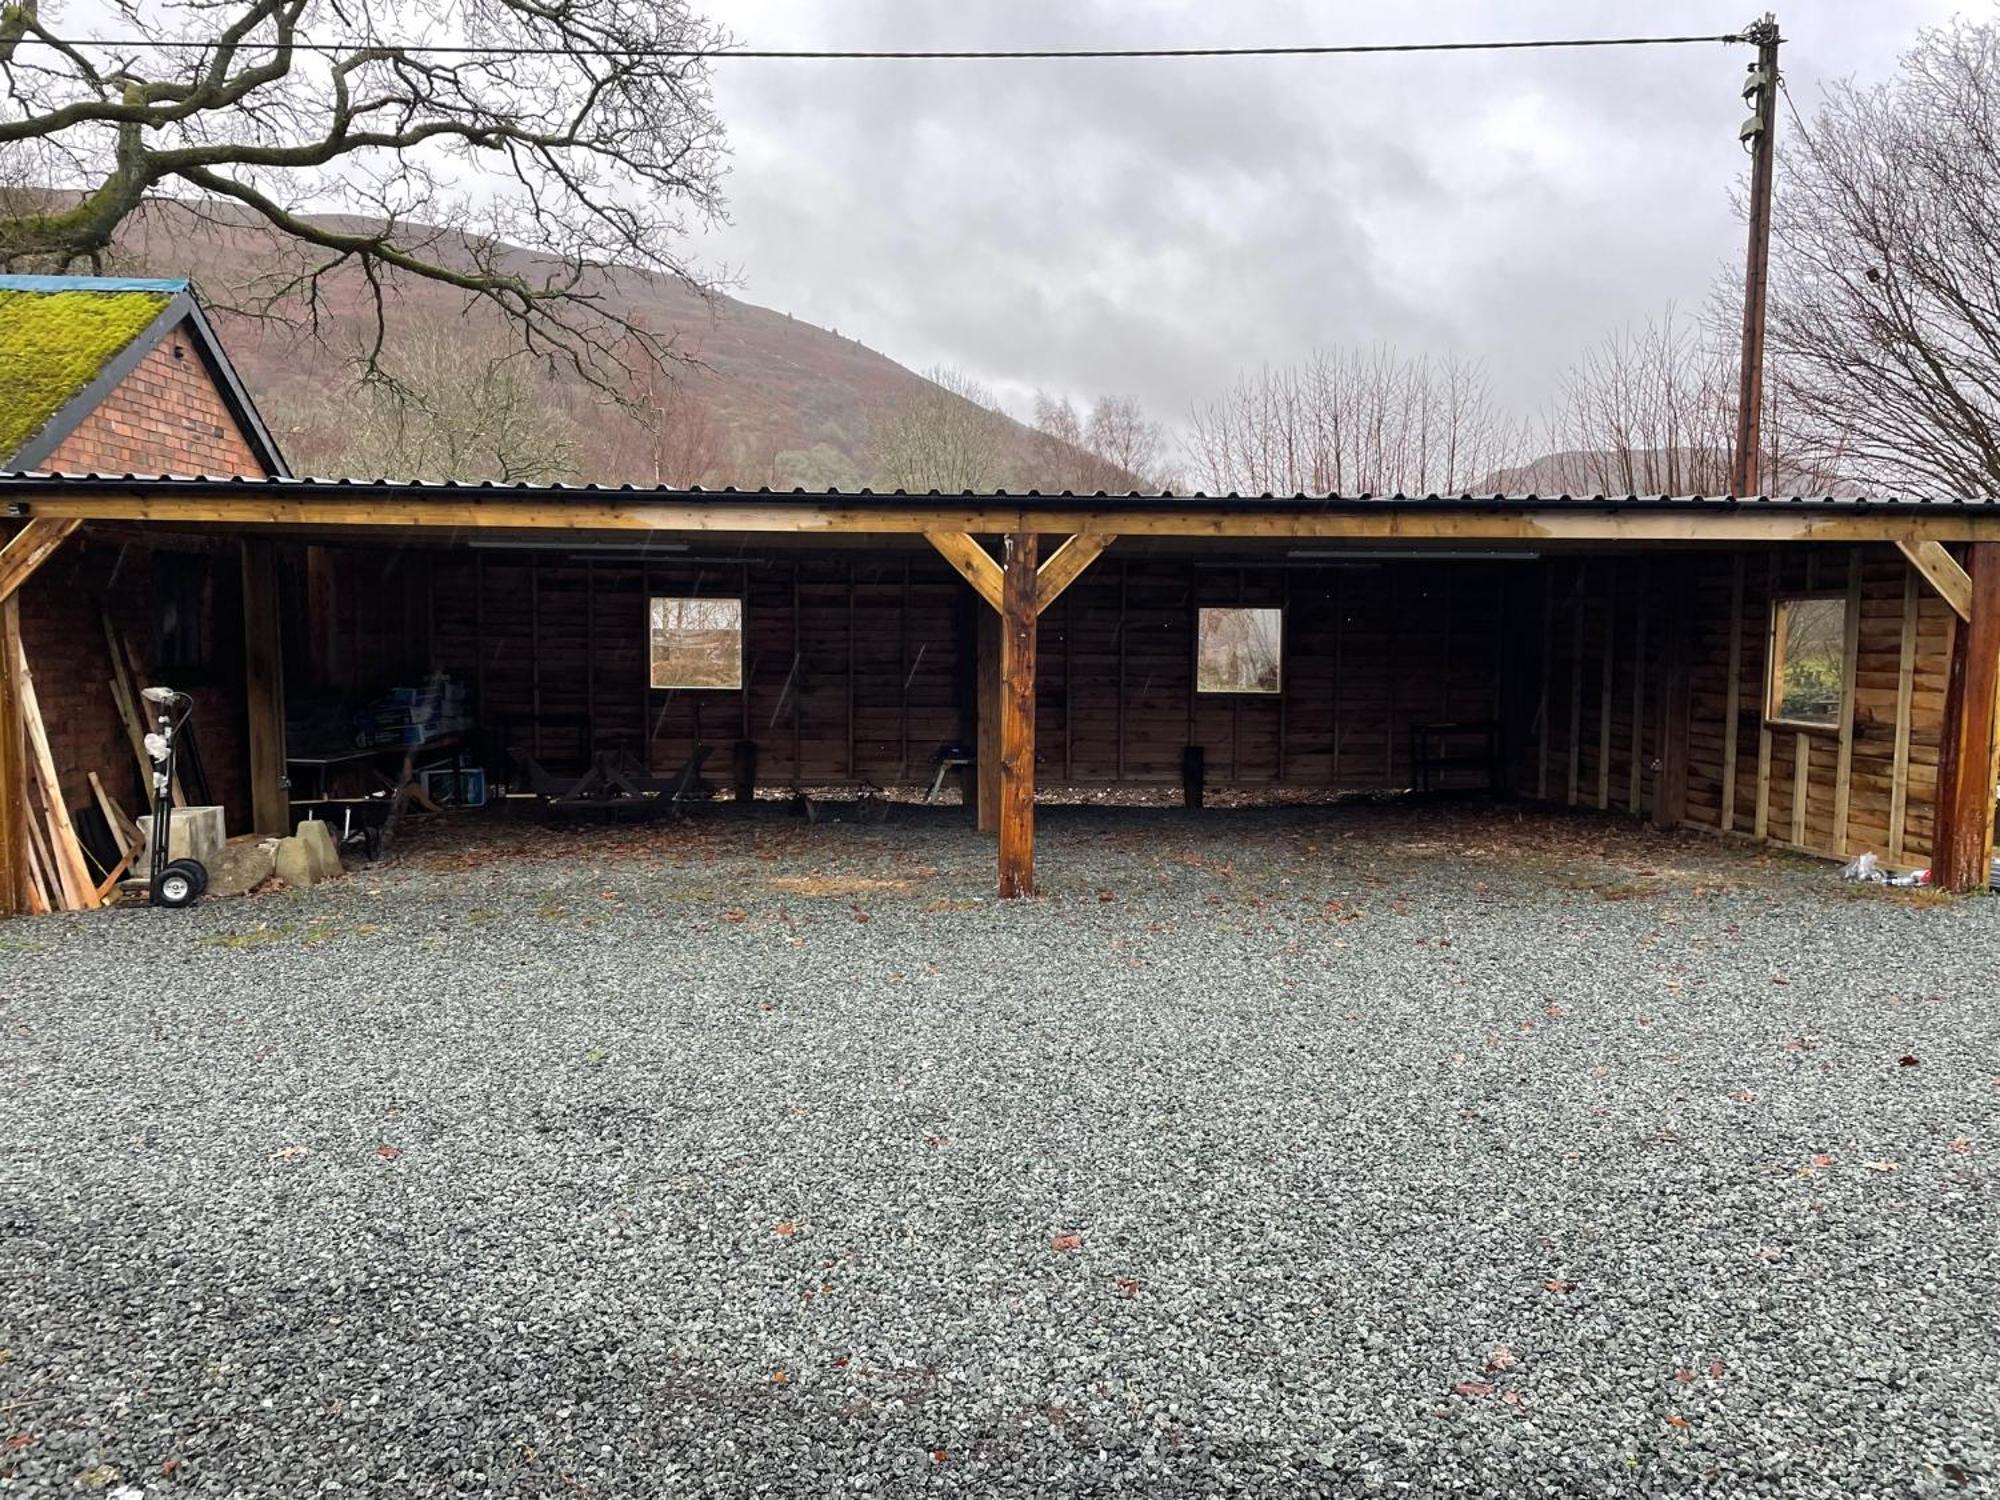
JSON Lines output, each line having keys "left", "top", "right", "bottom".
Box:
{"left": 998, "top": 532, "right": 1039, "bottom": 899}
{"left": 241, "top": 539, "right": 290, "bottom": 838}
{"left": 1934, "top": 541, "right": 2000, "bottom": 893}
{"left": 0, "top": 597, "right": 23, "bottom": 915}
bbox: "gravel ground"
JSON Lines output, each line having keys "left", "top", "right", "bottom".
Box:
{"left": 3, "top": 801, "right": 1998, "bottom": 1498}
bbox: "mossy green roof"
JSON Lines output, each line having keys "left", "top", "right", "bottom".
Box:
{"left": 0, "top": 287, "right": 175, "bottom": 461}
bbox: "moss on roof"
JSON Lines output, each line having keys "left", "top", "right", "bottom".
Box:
{"left": 0, "top": 287, "right": 174, "bottom": 462}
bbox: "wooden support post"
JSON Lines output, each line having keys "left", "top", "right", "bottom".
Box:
{"left": 1182, "top": 745, "right": 1205, "bottom": 810}
{"left": 241, "top": 538, "right": 289, "bottom": 837}
{"left": 0, "top": 597, "right": 23, "bottom": 915}
{"left": 1934, "top": 541, "right": 2000, "bottom": 892}
{"left": 997, "top": 531, "right": 1038, "bottom": 899}
{"left": 732, "top": 739, "right": 758, "bottom": 803}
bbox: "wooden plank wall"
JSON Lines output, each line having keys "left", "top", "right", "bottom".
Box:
{"left": 319, "top": 548, "right": 1515, "bottom": 794}
{"left": 1527, "top": 544, "right": 1957, "bottom": 863}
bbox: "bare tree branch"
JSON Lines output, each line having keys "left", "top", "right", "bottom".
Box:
{"left": 0, "top": 0, "right": 729, "bottom": 393}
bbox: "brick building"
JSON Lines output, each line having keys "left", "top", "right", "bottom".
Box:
{"left": 0, "top": 275, "right": 287, "bottom": 848}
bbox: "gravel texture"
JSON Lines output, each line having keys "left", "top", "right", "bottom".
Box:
{"left": 3, "top": 801, "right": 1998, "bottom": 1498}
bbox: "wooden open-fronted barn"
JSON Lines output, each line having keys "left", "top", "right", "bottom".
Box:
{"left": 3, "top": 473, "right": 1998, "bottom": 913}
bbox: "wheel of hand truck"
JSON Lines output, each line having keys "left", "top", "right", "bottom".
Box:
{"left": 154, "top": 859, "right": 205, "bottom": 909}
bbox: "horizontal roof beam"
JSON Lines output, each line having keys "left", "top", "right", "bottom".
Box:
{"left": 12, "top": 489, "right": 2000, "bottom": 544}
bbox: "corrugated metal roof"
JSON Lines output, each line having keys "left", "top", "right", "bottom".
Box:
{"left": 0, "top": 470, "right": 1996, "bottom": 507}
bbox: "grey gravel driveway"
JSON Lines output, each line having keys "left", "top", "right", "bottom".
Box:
{"left": 3, "top": 802, "right": 1997, "bottom": 1498}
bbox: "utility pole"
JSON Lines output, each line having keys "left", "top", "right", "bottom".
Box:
{"left": 1731, "top": 13, "right": 1781, "bottom": 496}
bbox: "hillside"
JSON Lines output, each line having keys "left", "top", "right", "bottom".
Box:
{"left": 97, "top": 197, "right": 1045, "bottom": 488}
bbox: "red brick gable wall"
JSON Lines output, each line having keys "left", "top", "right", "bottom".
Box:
{"left": 19, "top": 316, "right": 270, "bottom": 839}
{"left": 44, "top": 325, "right": 270, "bottom": 476}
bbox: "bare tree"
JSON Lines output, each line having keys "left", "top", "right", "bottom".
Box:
{"left": 1184, "top": 347, "right": 1519, "bottom": 495}
{"left": 1026, "top": 391, "right": 1164, "bottom": 491}
{"left": 869, "top": 366, "right": 1011, "bottom": 492}
{"left": 0, "top": 0, "right": 728, "bottom": 391}
{"left": 609, "top": 355, "right": 724, "bottom": 486}
{"left": 1761, "top": 17, "right": 2000, "bottom": 493}
{"left": 1520, "top": 310, "right": 1737, "bottom": 494}
{"left": 277, "top": 311, "right": 578, "bottom": 481}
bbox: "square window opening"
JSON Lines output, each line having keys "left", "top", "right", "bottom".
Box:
{"left": 650, "top": 596, "right": 743, "bottom": 690}
{"left": 1197, "top": 606, "right": 1283, "bottom": 695}
{"left": 1767, "top": 595, "right": 1847, "bottom": 729}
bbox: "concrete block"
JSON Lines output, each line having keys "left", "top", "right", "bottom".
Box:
{"left": 295, "top": 819, "right": 343, "bottom": 882}
{"left": 210, "top": 837, "right": 277, "bottom": 899}
{"left": 134, "top": 805, "right": 226, "bottom": 873}
{"left": 272, "top": 836, "right": 317, "bottom": 889}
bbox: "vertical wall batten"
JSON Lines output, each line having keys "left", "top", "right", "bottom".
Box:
{"left": 1831, "top": 550, "right": 1865, "bottom": 854}
{"left": 1629, "top": 563, "right": 1648, "bottom": 815}
{"left": 1597, "top": 576, "right": 1615, "bottom": 812}
{"left": 1889, "top": 567, "right": 1919, "bottom": 859}
{"left": 1720, "top": 555, "right": 1745, "bottom": 833}
{"left": 1753, "top": 554, "right": 1778, "bottom": 840}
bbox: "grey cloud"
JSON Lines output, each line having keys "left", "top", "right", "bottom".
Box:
{"left": 695, "top": 0, "right": 1960, "bottom": 433}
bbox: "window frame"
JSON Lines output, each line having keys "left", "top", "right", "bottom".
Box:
{"left": 1763, "top": 590, "right": 1850, "bottom": 735}
{"left": 1194, "top": 604, "right": 1285, "bottom": 697}
{"left": 647, "top": 594, "right": 745, "bottom": 692}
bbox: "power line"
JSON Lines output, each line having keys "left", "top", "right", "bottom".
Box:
{"left": 8, "top": 32, "right": 1748, "bottom": 63}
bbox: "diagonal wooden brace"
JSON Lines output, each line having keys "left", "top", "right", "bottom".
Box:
{"left": 0, "top": 518, "right": 82, "bottom": 606}
{"left": 1897, "top": 539, "right": 1972, "bottom": 622}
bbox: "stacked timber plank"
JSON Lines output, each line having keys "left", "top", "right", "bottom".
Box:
{"left": 3, "top": 601, "right": 109, "bottom": 912}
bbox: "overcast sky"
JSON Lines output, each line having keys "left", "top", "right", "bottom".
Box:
{"left": 693, "top": 0, "right": 1960, "bottom": 428}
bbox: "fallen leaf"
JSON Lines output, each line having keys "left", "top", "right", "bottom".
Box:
{"left": 376, "top": 1144, "right": 401, "bottom": 1161}
{"left": 721, "top": 910, "right": 747, "bottom": 923}
{"left": 1674, "top": 1368, "right": 1696, "bottom": 1385}
{"left": 1097, "top": 889, "right": 1116, "bottom": 903}
{"left": 1811, "top": 1153, "right": 1835, "bottom": 1168}
{"left": 770, "top": 1369, "right": 788, "bottom": 1384}
{"left": 1452, "top": 1380, "right": 1494, "bottom": 1398}
{"left": 1487, "top": 1345, "right": 1518, "bottom": 1372}
{"left": 1590, "top": 1066, "right": 1610, "bottom": 1079}
{"left": 1709, "top": 1360, "right": 1727, "bottom": 1379}
{"left": 1545, "top": 1004, "right": 1566, "bottom": 1018}
{"left": 1500, "top": 1389, "right": 1523, "bottom": 1407}
{"left": 1544, "top": 1279, "right": 1577, "bottom": 1294}
{"left": 830, "top": 1356, "right": 849, "bottom": 1368}
{"left": 269, "top": 1145, "right": 309, "bottom": 1163}
{"left": 1950, "top": 1137, "right": 1972, "bottom": 1154}
{"left": 1664, "top": 1414, "right": 1691, "bottom": 1431}
{"left": 1900, "top": 1054, "right": 1921, "bottom": 1067}
{"left": 1050, "top": 1233, "right": 1082, "bottom": 1252}
{"left": 1729, "top": 1089, "right": 1758, "bottom": 1104}
{"left": 925, "top": 1135, "right": 949, "bottom": 1149}
{"left": 774, "top": 1221, "right": 797, "bottom": 1237}
{"left": 1863, "top": 1160, "right": 1900, "bottom": 1172}
{"left": 1114, "top": 1276, "right": 1142, "bottom": 1297}
{"left": 931, "top": 1450, "right": 950, "bottom": 1463}
{"left": 851, "top": 907, "right": 872, "bottom": 924}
